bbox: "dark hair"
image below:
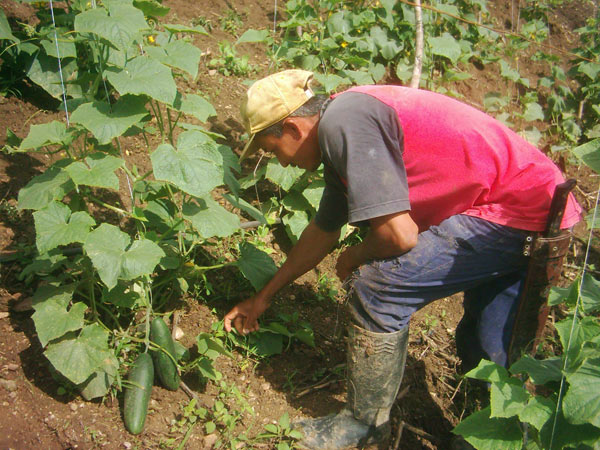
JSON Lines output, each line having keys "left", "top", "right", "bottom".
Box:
{"left": 257, "top": 94, "right": 328, "bottom": 138}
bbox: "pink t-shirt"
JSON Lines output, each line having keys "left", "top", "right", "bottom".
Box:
{"left": 339, "top": 86, "right": 581, "bottom": 232}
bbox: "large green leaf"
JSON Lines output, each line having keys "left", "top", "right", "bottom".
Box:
{"left": 223, "top": 193, "right": 268, "bottom": 225}
{"left": 40, "top": 32, "right": 77, "bottom": 59}
{"left": 27, "top": 50, "right": 79, "bottom": 99}
{"left": 563, "top": 358, "right": 600, "bottom": 427}
{"left": 105, "top": 56, "right": 177, "bottom": 105}
{"left": 44, "top": 324, "right": 113, "bottom": 385}
{"left": 18, "top": 162, "right": 75, "bottom": 210}
{"left": 453, "top": 406, "right": 523, "bottom": 450}
{"left": 145, "top": 39, "right": 201, "bottom": 79}
{"left": 84, "top": 223, "right": 165, "bottom": 289}
{"left": 580, "top": 274, "right": 600, "bottom": 313}
{"left": 31, "top": 284, "right": 84, "bottom": 348}
{"left": 0, "top": 9, "right": 19, "bottom": 42}
{"left": 236, "top": 242, "right": 278, "bottom": 291}
{"left": 78, "top": 352, "right": 119, "bottom": 400}
{"left": 74, "top": 3, "right": 148, "bottom": 51}
{"left": 70, "top": 96, "right": 148, "bottom": 145}
{"left": 19, "top": 121, "right": 70, "bottom": 151}
{"left": 518, "top": 395, "right": 555, "bottom": 431}
{"left": 429, "top": 33, "right": 461, "bottom": 64}
{"left": 133, "top": 0, "right": 170, "bottom": 16}
{"left": 510, "top": 355, "right": 562, "bottom": 385}
{"left": 302, "top": 179, "right": 325, "bottom": 209}
{"left": 151, "top": 131, "right": 224, "bottom": 197}
{"left": 283, "top": 209, "right": 310, "bottom": 243}
{"left": 183, "top": 197, "right": 240, "bottom": 239}
{"left": 555, "top": 316, "right": 596, "bottom": 370}
{"left": 236, "top": 29, "right": 270, "bottom": 44}
{"left": 540, "top": 409, "right": 600, "bottom": 449}
{"left": 490, "top": 379, "right": 530, "bottom": 418}
{"left": 466, "top": 359, "right": 510, "bottom": 383}
{"left": 523, "top": 102, "right": 545, "bottom": 122}
{"left": 33, "top": 202, "right": 95, "bottom": 254}
{"left": 172, "top": 93, "right": 216, "bottom": 122}
{"left": 266, "top": 159, "right": 304, "bottom": 191}
{"left": 572, "top": 139, "right": 600, "bottom": 174}
{"left": 163, "top": 23, "right": 208, "bottom": 35}
{"left": 65, "top": 153, "right": 123, "bottom": 190}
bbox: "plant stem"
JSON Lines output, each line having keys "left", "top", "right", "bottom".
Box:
{"left": 88, "top": 195, "right": 130, "bottom": 216}
{"left": 151, "top": 100, "right": 166, "bottom": 141}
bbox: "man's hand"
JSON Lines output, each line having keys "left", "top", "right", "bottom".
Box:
{"left": 224, "top": 296, "right": 270, "bottom": 334}
{"left": 222, "top": 219, "right": 340, "bottom": 335}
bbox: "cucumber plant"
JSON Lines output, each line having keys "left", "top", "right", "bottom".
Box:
{"left": 2, "top": 0, "right": 278, "bottom": 404}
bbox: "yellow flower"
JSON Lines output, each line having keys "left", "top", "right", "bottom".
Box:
{"left": 341, "top": 41, "right": 348, "bottom": 48}
{"left": 148, "top": 35, "right": 155, "bottom": 43}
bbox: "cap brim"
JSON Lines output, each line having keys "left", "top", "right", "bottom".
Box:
{"left": 239, "top": 133, "right": 261, "bottom": 161}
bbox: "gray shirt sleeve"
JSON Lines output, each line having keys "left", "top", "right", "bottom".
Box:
{"left": 314, "top": 92, "right": 410, "bottom": 231}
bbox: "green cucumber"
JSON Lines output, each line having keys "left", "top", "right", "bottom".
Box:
{"left": 150, "top": 317, "right": 180, "bottom": 390}
{"left": 123, "top": 352, "right": 154, "bottom": 435}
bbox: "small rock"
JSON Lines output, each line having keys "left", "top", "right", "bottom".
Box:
{"left": 123, "top": 442, "right": 132, "bottom": 449}
{"left": 173, "top": 326, "right": 184, "bottom": 340}
{"left": 260, "top": 382, "right": 271, "bottom": 391}
{"left": 150, "top": 399, "right": 159, "bottom": 409}
{"left": 0, "top": 379, "right": 17, "bottom": 392}
{"left": 208, "top": 69, "right": 217, "bottom": 76}
{"left": 203, "top": 433, "right": 218, "bottom": 448}
{"left": 0, "top": 312, "right": 8, "bottom": 319}
{"left": 70, "top": 403, "right": 78, "bottom": 412}
{"left": 5, "top": 364, "right": 18, "bottom": 371}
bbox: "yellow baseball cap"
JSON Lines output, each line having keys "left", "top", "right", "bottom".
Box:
{"left": 239, "top": 69, "right": 314, "bottom": 161}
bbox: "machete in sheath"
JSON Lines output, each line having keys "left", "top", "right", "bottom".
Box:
{"left": 507, "top": 179, "right": 577, "bottom": 366}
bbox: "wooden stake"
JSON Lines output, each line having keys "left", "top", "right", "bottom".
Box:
{"left": 410, "top": 0, "right": 423, "bottom": 89}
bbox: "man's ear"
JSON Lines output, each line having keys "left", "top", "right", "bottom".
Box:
{"left": 281, "top": 117, "right": 303, "bottom": 140}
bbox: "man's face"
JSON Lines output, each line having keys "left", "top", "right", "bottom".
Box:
{"left": 257, "top": 116, "right": 321, "bottom": 171}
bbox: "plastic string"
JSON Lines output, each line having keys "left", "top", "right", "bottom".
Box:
{"left": 549, "top": 179, "right": 600, "bottom": 449}
{"left": 48, "top": 0, "right": 70, "bottom": 126}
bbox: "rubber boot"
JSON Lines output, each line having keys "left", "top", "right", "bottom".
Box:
{"left": 294, "top": 324, "right": 409, "bottom": 450}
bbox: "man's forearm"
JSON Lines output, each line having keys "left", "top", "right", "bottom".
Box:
{"left": 257, "top": 219, "right": 341, "bottom": 301}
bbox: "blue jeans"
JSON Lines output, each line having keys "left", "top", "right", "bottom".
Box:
{"left": 347, "top": 214, "right": 531, "bottom": 369}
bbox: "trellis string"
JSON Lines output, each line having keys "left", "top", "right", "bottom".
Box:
{"left": 549, "top": 179, "right": 600, "bottom": 449}
{"left": 48, "top": 0, "right": 70, "bottom": 125}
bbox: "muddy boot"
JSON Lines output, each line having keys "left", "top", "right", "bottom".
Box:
{"left": 294, "top": 324, "right": 409, "bottom": 450}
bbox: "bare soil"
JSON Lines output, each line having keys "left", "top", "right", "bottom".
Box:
{"left": 0, "top": 1, "right": 593, "bottom": 449}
